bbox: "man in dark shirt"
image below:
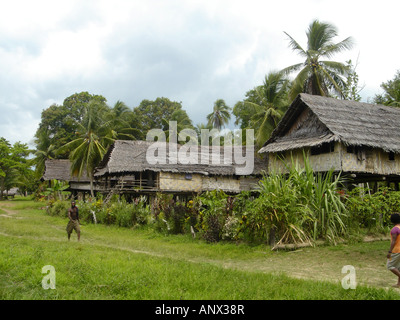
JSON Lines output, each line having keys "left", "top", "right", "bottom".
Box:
{"left": 66, "top": 201, "right": 80, "bottom": 241}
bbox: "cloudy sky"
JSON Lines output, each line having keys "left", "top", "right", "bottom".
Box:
{"left": 1, "top": 0, "right": 399, "bottom": 146}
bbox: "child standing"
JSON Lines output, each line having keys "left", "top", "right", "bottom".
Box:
{"left": 387, "top": 213, "right": 400, "bottom": 287}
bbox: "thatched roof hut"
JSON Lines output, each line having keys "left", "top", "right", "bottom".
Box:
{"left": 42, "top": 159, "right": 90, "bottom": 182}
{"left": 259, "top": 93, "right": 400, "bottom": 186}
{"left": 94, "top": 140, "right": 266, "bottom": 195}
{"left": 95, "top": 140, "right": 265, "bottom": 177}
{"left": 41, "top": 159, "right": 98, "bottom": 196}
{"left": 259, "top": 93, "right": 400, "bottom": 154}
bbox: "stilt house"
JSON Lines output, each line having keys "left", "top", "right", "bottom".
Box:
{"left": 41, "top": 159, "right": 100, "bottom": 197}
{"left": 258, "top": 93, "right": 400, "bottom": 189}
{"left": 94, "top": 140, "right": 265, "bottom": 200}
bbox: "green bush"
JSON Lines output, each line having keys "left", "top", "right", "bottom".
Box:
{"left": 152, "top": 193, "right": 190, "bottom": 234}
{"left": 46, "top": 200, "right": 70, "bottom": 217}
{"left": 76, "top": 199, "right": 104, "bottom": 224}
{"left": 196, "top": 190, "right": 230, "bottom": 243}
{"left": 345, "top": 187, "right": 400, "bottom": 232}
{"left": 240, "top": 156, "right": 347, "bottom": 246}
{"left": 132, "top": 196, "right": 151, "bottom": 225}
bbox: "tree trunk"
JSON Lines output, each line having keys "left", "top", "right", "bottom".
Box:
{"left": 90, "top": 173, "right": 95, "bottom": 198}
{"left": 269, "top": 225, "right": 276, "bottom": 247}
{"left": 0, "top": 178, "right": 4, "bottom": 200}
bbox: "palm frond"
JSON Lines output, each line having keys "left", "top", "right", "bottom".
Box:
{"left": 283, "top": 31, "right": 307, "bottom": 57}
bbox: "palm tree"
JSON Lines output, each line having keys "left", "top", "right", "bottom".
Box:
{"left": 282, "top": 19, "right": 354, "bottom": 101}
{"left": 241, "top": 71, "right": 290, "bottom": 147}
{"left": 57, "top": 100, "right": 118, "bottom": 197}
{"left": 206, "top": 99, "right": 231, "bottom": 131}
{"left": 374, "top": 71, "right": 400, "bottom": 107}
{"left": 107, "top": 101, "right": 140, "bottom": 140}
{"left": 111, "top": 100, "right": 130, "bottom": 118}
{"left": 162, "top": 109, "right": 195, "bottom": 143}
{"left": 33, "top": 128, "right": 56, "bottom": 178}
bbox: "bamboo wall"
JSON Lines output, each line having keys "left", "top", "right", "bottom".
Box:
{"left": 159, "top": 172, "right": 259, "bottom": 193}
{"left": 268, "top": 142, "right": 342, "bottom": 174}
{"left": 341, "top": 145, "right": 400, "bottom": 175}
{"left": 159, "top": 172, "right": 203, "bottom": 192}
{"left": 202, "top": 176, "right": 240, "bottom": 193}
{"left": 268, "top": 142, "right": 400, "bottom": 176}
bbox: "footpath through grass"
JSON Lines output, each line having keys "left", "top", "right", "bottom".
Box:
{"left": 0, "top": 198, "right": 399, "bottom": 300}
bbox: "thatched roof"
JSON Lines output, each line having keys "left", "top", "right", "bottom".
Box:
{"left": 95, "top": 140, "right": 265, "bottom": 177}
{"left": 7, "top": 187, "right": 19, "bottom": 196}
{"left": 259, "top": 93, "right": 400, "bottom": 154}
{"left": 42, "top": 159, "right": 90, "bottom": 182}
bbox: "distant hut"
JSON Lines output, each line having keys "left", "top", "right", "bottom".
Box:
{"left": 42, "top": 159, "right": 100, "bottom": 198}
{"left": 94, "top": 140, "right": 265, "bottom": 201}
{"left": 258, "top": 93, "right": 400, "bottom": 190}
{"left": 6, "top": 187, "right": 19, "bottom": 198}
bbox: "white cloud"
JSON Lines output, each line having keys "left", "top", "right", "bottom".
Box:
{"left": 25, "top": 26, "right": 107, "bottom": 80}
{"left": 0, "top": 0, "right": 400, "bottom": 144}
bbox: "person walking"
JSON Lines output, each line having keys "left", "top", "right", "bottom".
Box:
{"left": 66, "top": 200, "right": 81, "bottom": 241}
{"left": 387, "top": 213, "right": 400, "bottom": 287}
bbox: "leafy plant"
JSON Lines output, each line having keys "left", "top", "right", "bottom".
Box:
{"left": 345, "top": 187, "right": 400, "bottom": 232}
{"left": 197, "top": 190, "right": 230, "bottom": 242}
{"left": 42, "top": 179, "right": 70, "bottom": 201}
{"left": 243, "top": 154, "right": 347, "bottom": 246}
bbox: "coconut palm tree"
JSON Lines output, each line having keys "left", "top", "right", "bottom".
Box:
{"left": 57, "top": 100, "right": 119, "bottom": 197}
{"left": 206, "top": 99, "right": 231, "bottom": 131}
{"left": 282, "top": 19, "right": 354, "bottom": 101}
{"left": 107, "top": 100, "right": 140, "bottom": 140}
{"left": 33, "top": 128, "right": 56, "bottom": 178}
{"left": 111, "top": 100, "right": 131, "bottom": 118}
{"left": 241, "top": 71, "right": 290, "bottom": 147}
{"left": 253, "top": 72, "right": 289, "bottom": 147}
{"left": 233, "top": 72, "right": 289, "bottom": 147}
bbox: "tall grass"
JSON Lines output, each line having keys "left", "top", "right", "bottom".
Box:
{"left": 245, "top": 154, "right": 347, "bottom": 246}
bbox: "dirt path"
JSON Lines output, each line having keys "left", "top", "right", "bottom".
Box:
{"left": 0, "top": 203, "right": 21, "bottom": 218}
{"left": 0, "top": 201, "right": 397, "bottom": 291}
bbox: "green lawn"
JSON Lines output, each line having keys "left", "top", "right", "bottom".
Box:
{"left": 0, "top": 198, "right": 399, "bottom": 300}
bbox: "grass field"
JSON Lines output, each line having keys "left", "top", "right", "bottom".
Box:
{"left": 1, "top": 198, "right": 399, "bottom": 300}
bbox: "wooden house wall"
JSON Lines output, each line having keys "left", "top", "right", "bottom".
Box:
{"left": 267, "top": 142, "right": 342, "bottom": 174}
{"left": 158, "top": 172, "right": 256, "bottom": 194}
{"left": 239, "top": 177, "right": 260, "bottom": 191}
{"left": 159, "top": 172, "right": 203, "bottom": 192}
{"left": 202, "top": 176, "right": 240, "bottom": 193}
{"left": 341, "top": 145, "right": 400, "bottom": 175}
{"left": 267, "top": 142, "right": 400, "bottom": 177}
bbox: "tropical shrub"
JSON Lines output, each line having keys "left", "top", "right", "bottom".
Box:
{"left": 242, "top": 156, "right": 347, "bottom": 246}
{"left": 112, "top": 199, "right": 135, "bottom": 228}
{"left": 151, "top": 193, "right": 191, "bottom": 234}
{"left": 346, "top": 187, "right": 400, "bottom": 232}
{"left": 132, "top": 196, "right": 151, "bottom": 225}
{"left": 197, "top": 190, "right": 231, "bottom": 242}
{"left": 41, "top": 179, "right": 71, "bottom": 201}
{"left": 46, "top": 200, "right": 70, "bottom": 217}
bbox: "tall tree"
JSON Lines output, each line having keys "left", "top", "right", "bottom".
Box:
{"left": 0, "top": 138, "right": 32, "bottom": 199}
{"left": 343, "top": 60, "right": 363, "bottom": 102}
{"left": 110, "top": 100, "right": 131, "bottom": 118}
{"left": 133, "top": 97, "right": 192, "bottom": 139}
{"left": 106, "top": 101, "right": 140, "bottom": 140}
{"left": 56, "top": 100, "right": 120, "bottom": 197}
{"left": 234, "top": 71, "right": 289, "bottom": 147}
{"left": 33, "top": 128, "right": 56, "bottom": 178}
{"left": 206, "top": 99, "right": 231, "bottom": 131}
{"left": 373, "top": 70, "right": 400, "bottom": 107}
{"left": 282, "top": 19, "right": 354, "bottom": 101}
{"left": 34, "top": 92, "right": 107, "bottom": 159}
{"left": 162, "top": 108, "right": 195, "bottom": 142}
